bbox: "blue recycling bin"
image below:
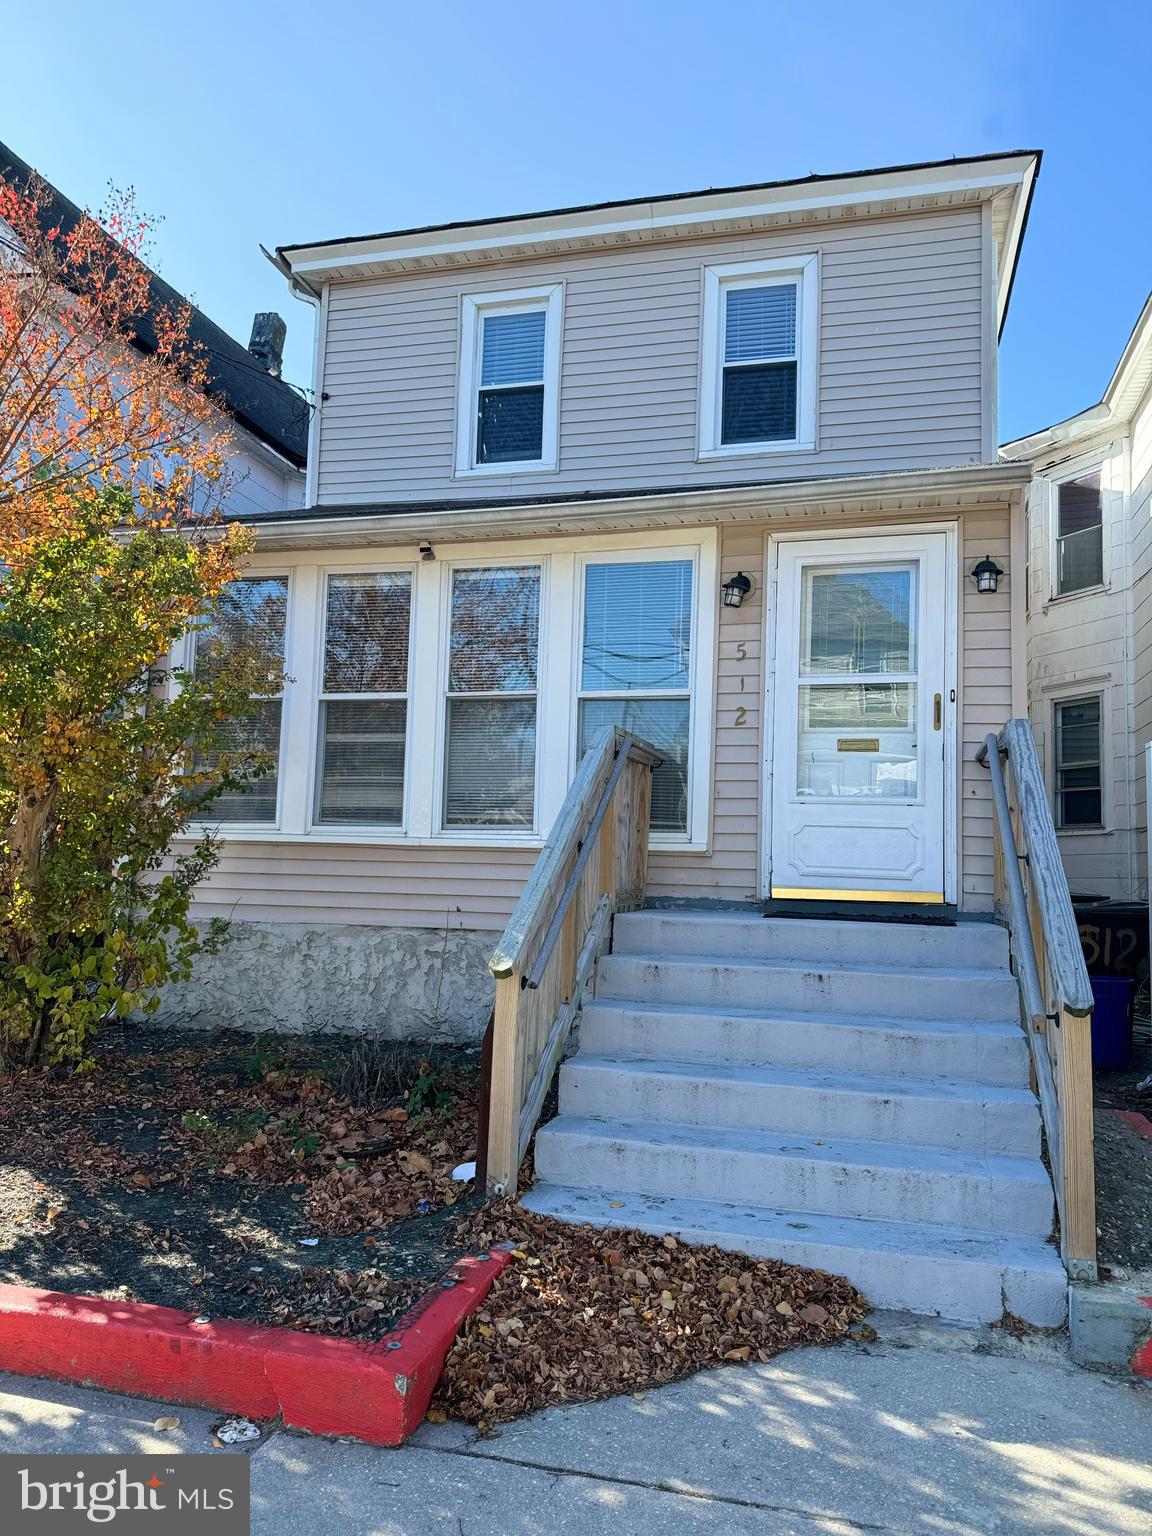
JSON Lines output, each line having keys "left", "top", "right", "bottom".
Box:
{"left": 1088, "top": 974, "right": 1135, "bottom": 1070}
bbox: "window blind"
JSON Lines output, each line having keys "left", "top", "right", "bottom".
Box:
{"left": 323, "top": 572, "right": 411, "bottom": 693}
{"left": 1057, "top": 476, "right": 1103, "bottom": 594}
{"left": 581, "top": 560, "right": 693, "bottom": 692}
{"left": 444, "top": 698, "right": 537, "bottom": 826}
{"left": 448, "top": 567, "right": 540, "bottom": 692}
{"left": 579, "top": 697, "right": 690, "bottom": 833}
{"left": 481, "top": 310, "right": 546, "bottom": 386}
{"left": 724, "top": 284, "right": 796, "bottom": 363}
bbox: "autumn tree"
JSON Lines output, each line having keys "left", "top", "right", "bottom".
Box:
{"left": 0, "top": 172, "right": 277, "bottom": 1068}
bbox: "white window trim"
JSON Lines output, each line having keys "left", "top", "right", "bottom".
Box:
{"left": 184, "top": 571, "right": 295, "bottom": 835}
{"left": 454, "top": 284, "right": 563, "bottom": 477}
{"left": 173, "top": 528, "right": 717, "bottom": 853}
{"left": 433, "top": 556, "right": 548, "bottom": 841}
{"left": 1048, "top": 455, "right": 1107, "bottom": 603}
{"left": 307, "top": 560, "right": 420, "bottom": 836}
{"left": 698, "top": 254, "right": 818, "bottom": 459}
{"left": 573, "top": 546, "right": 711, "bottom": 848}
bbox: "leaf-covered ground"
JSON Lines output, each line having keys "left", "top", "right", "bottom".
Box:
{"left": 0, "top": 1026, "right": 871, "bottom": 1425}
{"left": 0, "top": 1027, "right": 483, "bottom": 1332}
{"left": 429, "top": 1203, "right": 871, "bottom": 1425}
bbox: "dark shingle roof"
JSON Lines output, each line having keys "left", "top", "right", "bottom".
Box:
{"left": 0, "top": 141, "right": 308, "bottom": 467}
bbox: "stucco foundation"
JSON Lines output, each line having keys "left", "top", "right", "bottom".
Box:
{"left": 155, "top": 921, "right": 498, "bottom": 1040}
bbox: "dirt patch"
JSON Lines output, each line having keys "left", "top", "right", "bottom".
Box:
{"left": 0, "top": 1027, "right": 482, "bottom": 1333}
{"left": 428, "top": 1202, "right": 870, "bottom": 1425}
{"left": 1093, "top": 1008, "right": 1152, "bottom": 1274}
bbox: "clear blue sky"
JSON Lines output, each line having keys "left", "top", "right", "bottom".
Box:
{"left": 5, "top": 0, "right": 1149, "bottom": 443}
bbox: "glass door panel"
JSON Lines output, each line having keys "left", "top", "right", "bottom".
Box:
{"left": 796, "top": 563, "right": 920, "bottom": 801}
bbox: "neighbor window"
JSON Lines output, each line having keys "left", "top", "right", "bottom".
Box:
{"left": 315, "top": 571, "right": 412, "bottom": 826}
{"left": 1056, "top": 473, "right": 1103, "bottom": 595}
{"left": 577, "top": 558, "right": 694, "bottom": 834}
{"left": 1054, "top": 695, "right": 1102, "bottom": 828}
{"left": 192, "top": 575, "right": 289, "bottom": 823}
{"left": 700, "top": 255, "right": 817, "bottom": 455}
{"left": 443, "top": 565, "right": 541, "bottom": 827}
{"left": 457, "top": 287, "right": 562, "bottom": 473}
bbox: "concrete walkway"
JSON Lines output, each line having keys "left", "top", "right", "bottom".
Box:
{"left": 0, "top": 1317, "right": 1149, "bottom": 1534}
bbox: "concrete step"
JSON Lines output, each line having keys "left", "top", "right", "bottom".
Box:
{"left": 559, "top": 1055, "right": 1042, "bottom": 1157}
{"left": 521, "top": 1184, "right": 1067, "bottom": 1327}
{"left": 615, "top": 911, "right": 1010, "bottom": 971}
{"left": 577, "top": 1000, "right": 1030, "bottom": 1086}
{"left": 533, "top": 1117, "right": 1055, "bottom": 1237}
{"left": 597, "top": 952, "right": 1018, "bottom": 1022}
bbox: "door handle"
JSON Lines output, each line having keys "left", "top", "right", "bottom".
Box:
{"left": 933, "top": 693, "right": 943, "bottom": 731}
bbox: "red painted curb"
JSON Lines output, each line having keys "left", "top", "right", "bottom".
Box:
{"left": 0, "top": 1249, "right": 510, "bottom": 1446}
{"left": 1135, "top": 1296, "right": 1152, "bottom": 1380}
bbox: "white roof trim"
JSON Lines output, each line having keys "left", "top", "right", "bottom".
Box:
{"left": 242, "top": 464, "right": 1031, "bottom": 552}
{"left": 279, "top": 156, "right": 1037, "bottom": 329}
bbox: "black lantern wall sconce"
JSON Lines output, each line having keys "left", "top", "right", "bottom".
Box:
{"left": 722, "top": 571, "right": 754, "bottom": 609}
{"left": 970, "top": 555, "right": 1004, "bottom": 595}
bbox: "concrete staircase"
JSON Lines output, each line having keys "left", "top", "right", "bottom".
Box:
{"left": 524, "top": 911, "right": 1067, "bottom": 1326}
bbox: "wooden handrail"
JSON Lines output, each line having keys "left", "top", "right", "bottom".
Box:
{"left": 483, "top": 725, "right": 658, "bottom": 1194}
{"left": 979, "top": 717, "right": 1097, "bottom": 1279}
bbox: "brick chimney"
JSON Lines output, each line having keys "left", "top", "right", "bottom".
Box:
{"left": 248, "top": 312, "right": 287, "bottom": 377}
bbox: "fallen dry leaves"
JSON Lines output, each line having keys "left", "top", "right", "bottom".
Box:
{"left": 429, "top": 1203, "right": 870, "bottom": 1424}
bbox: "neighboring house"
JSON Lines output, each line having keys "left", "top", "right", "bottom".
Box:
{"left": 1001, "top": 295, "right": 1152, "bottom": 901}
{"left": 0, "top": 141, "right": 308, "bottom": 517}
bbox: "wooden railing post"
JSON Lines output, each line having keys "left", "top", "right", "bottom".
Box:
{"left": 1056, "top": 1007, "right": 1097, "bottom": 1276}
{"left": 487, "top": 970, "right": 524, "bottom": 1196}
{"left": 482, "top": 728, "right": 659, "bottom": 1196}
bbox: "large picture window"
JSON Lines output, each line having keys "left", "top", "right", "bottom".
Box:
{"left": 577, "top": 558, "right": 694, "bottom": 834}
{"left": 443, "top": 566, "right": 541, "bottom": 828}
{"left": 315, "top": 571, "right": 412, "bottom": 826}
{"left": 192, "top": 575, "right": 289, "bottom": 824}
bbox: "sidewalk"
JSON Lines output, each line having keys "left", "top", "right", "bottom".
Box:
{"left": 1, "top": 1316, "right": 1149, "bottom": 1534}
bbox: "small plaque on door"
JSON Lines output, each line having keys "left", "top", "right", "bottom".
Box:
{"left": 837, "top": 737, "right": 880, "bottom": 752}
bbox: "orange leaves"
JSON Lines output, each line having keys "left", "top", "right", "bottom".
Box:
{"left": 0, "top": 173, "right": 235, "bottom": 566}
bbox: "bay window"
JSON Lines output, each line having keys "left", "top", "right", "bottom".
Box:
{"left": 315, "top": 571, "right": 412, "bottom": 826}
{"left": 192, "top": 575, "right": 289, "bottom": 824}
{"left": 577, "top": 557, "right": 694, "bottom": 835}
{"left": 443, "top": 565, "right": 541, "bottom": 829}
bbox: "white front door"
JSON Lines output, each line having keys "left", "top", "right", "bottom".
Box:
{"left": 769, "top": 532, "right": 950, "bottom": 903}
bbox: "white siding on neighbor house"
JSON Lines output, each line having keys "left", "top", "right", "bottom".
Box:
{"left": 1126, "top": 385, "right": 1152, "bottom": 894}
{"left": 218, "top": 429, "right": 305, "bottom": 519}
{"left": 188, "top": 503, "right": 1013, "bottom": 931}
{"left": 1025, "top": 435, "right": 1142, "bottom": 898}
{"left": 315, "top": 207, "right": 991, "bottom": 506}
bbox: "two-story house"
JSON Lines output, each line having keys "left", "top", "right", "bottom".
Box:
{"left": 157, "top": 151, "right": 1092, "bottom": 1326}
{"left": 1002, "top": 295, "right": 1152, "bottom": 904}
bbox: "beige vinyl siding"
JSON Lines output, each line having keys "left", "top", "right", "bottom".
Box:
{"left": 1126, "top": 385, "right": 1152, "bottom": 891}
{"left": 316, "top": 207, "right": 987, "bottom": 504}
{"left": 189, "top": 507, "right": 1012, "bottom": 928}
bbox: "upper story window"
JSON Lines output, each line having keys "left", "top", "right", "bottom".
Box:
{"left": 699, "top": 254, "right": 818, "bottom": 458}
{"left": 456, "top": 286, "right": 563, "bottom": 476}
{"left": 1055, "top": 472, "right": 1103, "bottom": 595}
{"left": 1054, "top": 694, "right": 1103, "bottom": 828}
{"left": 192, "top": 575, "right": 289, "bottom": 824}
